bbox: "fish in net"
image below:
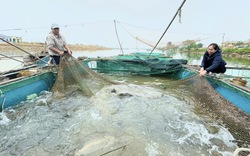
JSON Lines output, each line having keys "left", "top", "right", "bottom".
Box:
{"left": 52, "top": 54, "right": 118, "bottom": 97}
{"left": 167, "top": 74, "right": 250, "bottom": 151}
{"left": 52, "top": 55, "right": 250, "bottom": 154}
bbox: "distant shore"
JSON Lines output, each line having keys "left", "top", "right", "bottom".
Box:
{"left": 180, "top": 51, "right": 250, "bottom": 59}
{"left": 0, "top": 42, "right": 112, "bottom": 53}
{"left": 1, "top": 42, "right": 249, "bottom": 59}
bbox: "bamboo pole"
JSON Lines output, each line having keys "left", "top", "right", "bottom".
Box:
{"left": 0, "top": 53, "right": 24, "bottom": 63}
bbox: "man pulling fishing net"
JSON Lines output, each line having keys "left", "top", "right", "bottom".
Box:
{"left": 46, "top": 23, "right": 117, "bottom": 98}
{"left": 46, "top": 23, "right": 72, "bottom": 65}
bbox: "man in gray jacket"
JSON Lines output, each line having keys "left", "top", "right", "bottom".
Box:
{"left": 46, "top": 23, "right": 72, "bottom": 65}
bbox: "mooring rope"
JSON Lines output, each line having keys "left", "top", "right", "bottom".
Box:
{"left": 233, "top": 148, "right": 250, "bottom": 156}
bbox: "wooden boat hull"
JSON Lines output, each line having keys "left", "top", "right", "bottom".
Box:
{"left": 0, "top": 72, "right": 56, "bottom": 111}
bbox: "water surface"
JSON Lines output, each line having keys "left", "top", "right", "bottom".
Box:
{"left": 0, "top": 75, "right": 237, "bottom": 155}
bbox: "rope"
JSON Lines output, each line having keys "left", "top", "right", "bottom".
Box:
{"left": 0, "top": 89, "right": 6, "bottom": 112}
{"left": 116, "top": 20, "right": 222, "bottom": 49}
{"left": 0, "top": 26, "right": 48, "bottom": 32}
{"left": 114, "top": 20, "right": 124, "bottom": 55}
{"left": 0, "top": 21, "right": 111, "bottom": 32}
{"left": 233, "top": 148, "right": 250, "bottom": 156}
{"left": 99, "top": 144, "right": 127, "bottom": 156}
{"left": 116, "top": 21, "right": 156, "bottom": 48}
{"left": 148, "top": 0, "right": 187, "bottom": 57}
{"left": 116, "top": 20, "right": 160, "bottom": 31}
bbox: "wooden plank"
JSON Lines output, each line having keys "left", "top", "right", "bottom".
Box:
{"left": 0, "top": 74, "right": 37, "bottom": 86}
{"left": 223, "top": 79, "right": 250, "bottom": 93}
{"left": 186, "top": 64, "right": 250, "bottom": 70}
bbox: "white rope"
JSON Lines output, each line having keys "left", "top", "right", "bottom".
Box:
{"left": 233, "top": 148, "right": 250, "bottom": 156}
{"left": 0, "top": 89, "right": 6, "bottom": 111}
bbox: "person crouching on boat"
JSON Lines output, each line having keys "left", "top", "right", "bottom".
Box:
{"left": 46, "top": 23, "right": 72, "bottom": 65}
{"left": 199, "top": 43, "right": 227, "bottom": 76}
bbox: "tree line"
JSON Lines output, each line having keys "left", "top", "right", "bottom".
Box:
{"left": 160, "top": 40, "right": 250, "bottom": 53}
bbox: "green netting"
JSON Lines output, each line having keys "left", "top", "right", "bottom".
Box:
{"left": 83, "top": 53, "right": 187, "bottom": 75}
{"left": 52, "top": 54, "right": 117, "bottom": 97}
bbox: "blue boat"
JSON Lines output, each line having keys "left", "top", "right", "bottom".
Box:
{"left": 157, "top": 67, "right": 250, "bottom": 115}
{"left": 165, "top": 68, "right": 250, "bottom": 146}
{"left": 0, "top": 71, "right": 56, "bottom": 111}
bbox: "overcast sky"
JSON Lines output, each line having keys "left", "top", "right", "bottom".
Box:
{"left": 1, "top": 0, "right": 249, "bottom": 49}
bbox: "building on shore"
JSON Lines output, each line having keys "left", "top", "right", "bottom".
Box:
{"left": 0, "top": 34, "right": 22, "bottom": 43}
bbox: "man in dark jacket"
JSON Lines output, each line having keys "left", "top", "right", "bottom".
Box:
{"left": 199, "top": 43, "right": 227, "bottom": 76}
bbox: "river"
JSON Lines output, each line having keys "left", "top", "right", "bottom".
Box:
{"left": 1, "top": 49, "right": 249, "bottom": 71}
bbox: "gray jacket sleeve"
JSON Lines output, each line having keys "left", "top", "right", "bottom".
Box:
{"left": 46, "top": 35, "right": 55, "bottom": 49}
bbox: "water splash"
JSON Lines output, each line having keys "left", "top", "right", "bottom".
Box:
{"left": 0, "top": 112, "right": 10, "bottom": 125}
{"left": 0, "top": 83, "right": 238, "bottom": 155}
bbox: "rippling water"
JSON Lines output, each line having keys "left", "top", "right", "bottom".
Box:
{"left": 0, "top": 75, "right": 237, "bottom": 156}
{"left": 1, "top": 49, "right": 247, "bottom": 155}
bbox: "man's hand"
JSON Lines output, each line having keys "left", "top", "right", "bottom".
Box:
{"left": 68, "top": 51, "right": 73, "bottom": 55}
{"left": 59, "top": 51, "right": 64, "bottom": 56}
{"left": 199, "top": 67, "right": 204, "bottom": 72}
{"left": 199, "top": 69, "right": 207, "bottom": 76}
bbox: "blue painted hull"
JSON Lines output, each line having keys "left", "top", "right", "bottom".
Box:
{"left": 206, "top": 76, "right": 250, "bottom": 114}
{"left": 170, "top": 68, "right": 250, "bottom": 115}
{"left": 0, "top": 72, "right": 56, "bottom": 111}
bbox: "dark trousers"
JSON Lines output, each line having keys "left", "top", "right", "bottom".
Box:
{"left": 206, "top": 64, "right": 226, "bottom": 73}
{"left": 50, "top": 51, "right": 69, "bottom": 65}
{"left": 51, "top": 56, "right": 60, "bottom": 65}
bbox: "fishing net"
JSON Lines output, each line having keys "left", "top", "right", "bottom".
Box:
{"left": 83, "top": 52, "right": 187, "bottom": 75}
{"left": 164, "top": 71, "right": 250, "bottom": 152}
{"left": 52, "top": 52, "right": 250, "bottom": 154}
{"left": 52, "top": 54, "right": 117, "bottom": 97}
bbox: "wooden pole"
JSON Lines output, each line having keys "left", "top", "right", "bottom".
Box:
{"left": 0, "top": 53, "right": 24, "bottom": 63}
{"left": 186, "top": 64, "right": 250, "bottom": 71}
{"left": 0, "top": 38, "right": 48, "bottom": 65}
